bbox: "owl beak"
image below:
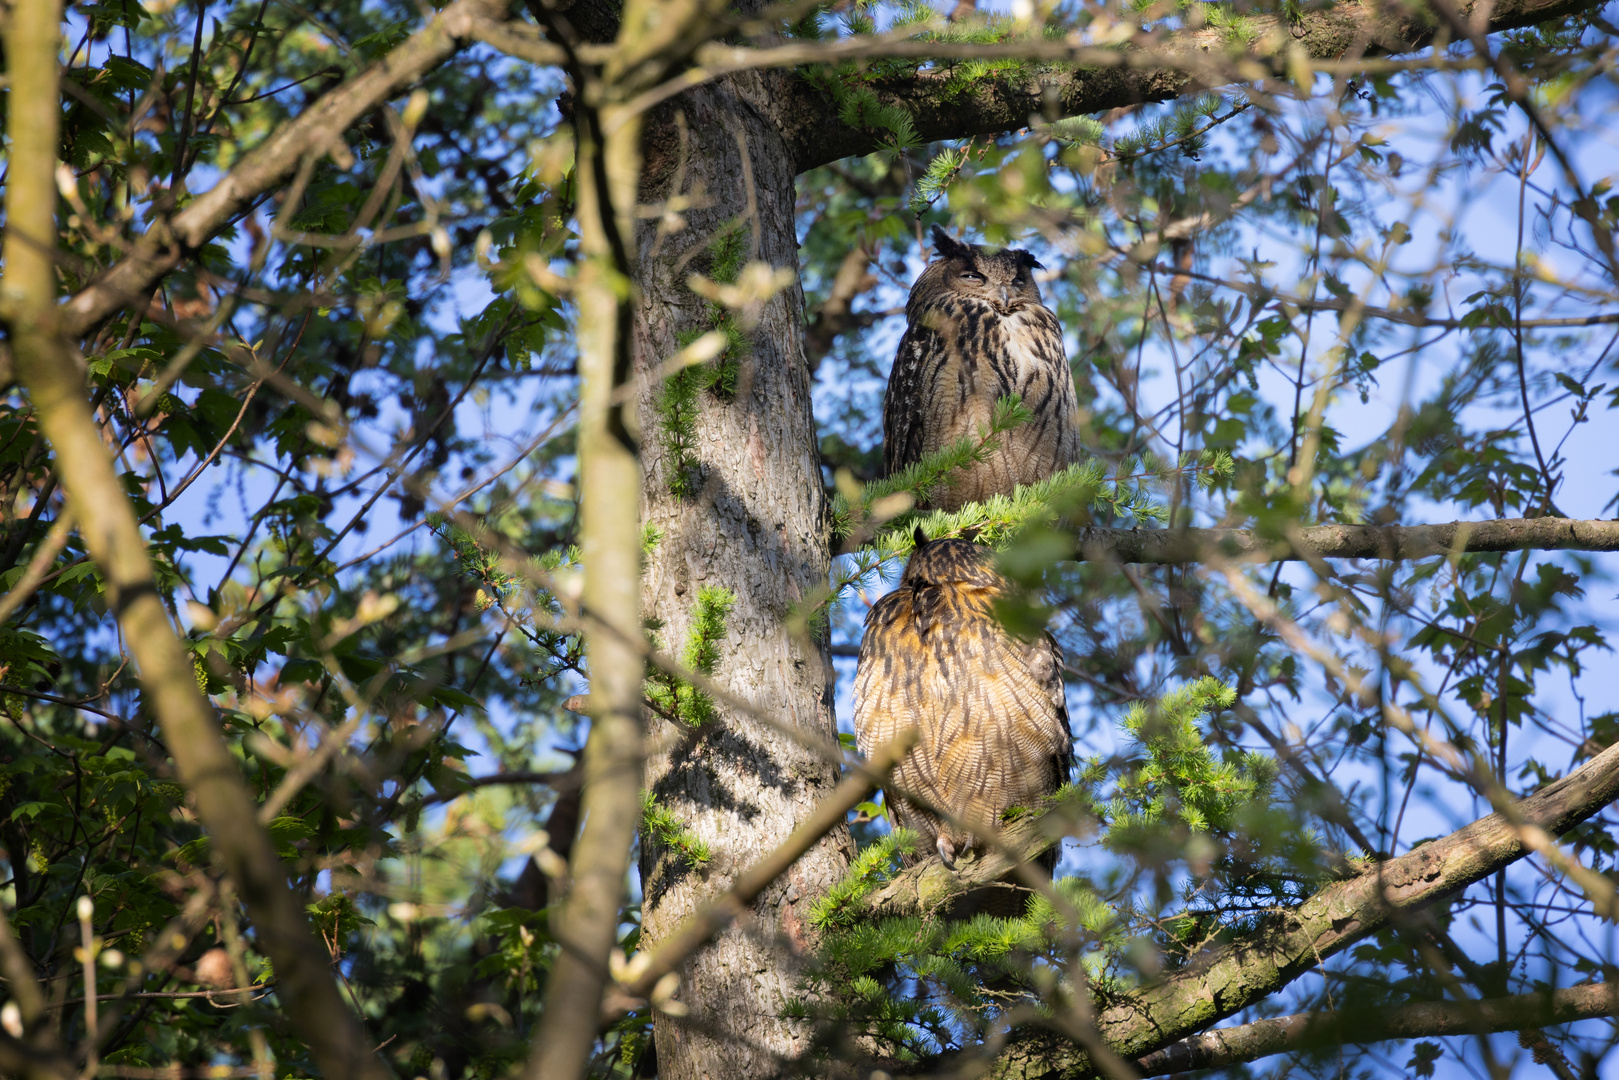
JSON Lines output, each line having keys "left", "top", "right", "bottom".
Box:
{"left": 998, "top": 285, "right": 1011, "bottom": 309}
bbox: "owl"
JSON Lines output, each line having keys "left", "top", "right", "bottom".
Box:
{"left": 853, "top": 533, "right": 1071, "bottom": 897}
{"left": 883, "top": 225, "right": 1083, "bottom": 511}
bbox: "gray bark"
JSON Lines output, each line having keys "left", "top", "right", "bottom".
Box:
{"left": 633, "top": 75, "right": 851, "bottom": 1078}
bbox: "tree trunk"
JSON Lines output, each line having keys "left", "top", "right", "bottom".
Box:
{"left": 634, "top": 72, "right": 849, "bottom": 1078}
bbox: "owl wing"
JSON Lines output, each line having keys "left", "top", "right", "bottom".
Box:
{"left": 851, "top": 593, "right": 905, "bottom": 764}
{"left": 882, "top": 323, "right": 940, "bottom": 478}
{"left": 1025, "top": 631, "right": 1075, "bottom": 797}
{"left": 854, "top": 587, "right": 971, "bottom": 857}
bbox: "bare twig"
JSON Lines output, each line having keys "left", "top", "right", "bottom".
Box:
{"left": 603, "top": 730, "right": 918, "bottom": 1016}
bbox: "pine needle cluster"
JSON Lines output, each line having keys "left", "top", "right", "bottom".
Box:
{"left": 426, "top": 513, "right": 582, "bottom": 682}
{"left": 642, "top": 789, "right": 712, "bottom": 869}
{"left": 809, "top": 827, "right": 919, "bottom": 930}
{"left": 1109, "top": 93, "right": 1235, "bottom": 163}
{"left": 795, "top": 877, "right": 1116, "bottom": 1060}
{"left": 799, "top": 6, "right": 1060, "bottom": 163}
{"left": 645, "top": 585, "right": 736, "bottom": 729}
{"left": 1080, "top": 678, "right": 1265, "bottom": 838}
{"left": 641, "top": 586, "right": 736, "bottom": 869}
{"left": 818, "top": 426, "right": 1233, "bottom": 620}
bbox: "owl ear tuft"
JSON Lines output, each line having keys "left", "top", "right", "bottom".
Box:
{"left": 912, "top": 525, "right": 930, "bottom": 549}
{"left": 930, "top": 225, "right": 973, "bottom": 261}
{"left": 1014, "top": 249, "right": 1045, "bottom": 272}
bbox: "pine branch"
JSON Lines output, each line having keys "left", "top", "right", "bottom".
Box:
{"left": 843, "top": 809, "right": 1067, "bottom": 922}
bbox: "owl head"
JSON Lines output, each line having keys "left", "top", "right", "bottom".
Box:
{"left": 902, "top": 529, "right": 1002, "bottom": 591}
{"left": 910, "top": 225, "right": 1045, "bottom": 317}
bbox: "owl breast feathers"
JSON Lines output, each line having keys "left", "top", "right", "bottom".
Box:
{"left": 852, "top": 535, "right": 1072, "bottom": 886}
{"left": 883, "top": 225, "right": 1084, "bottom": 511}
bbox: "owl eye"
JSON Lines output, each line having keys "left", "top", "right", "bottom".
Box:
{"left": 959, "top": 270, "right": 985, "bottom": 283}
{"left": 1013, "top": 277, "right": 1025, "bottom": 287}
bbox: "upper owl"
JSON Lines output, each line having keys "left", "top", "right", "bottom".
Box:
{"left": 882, "top": 226, "right": 1083, "bottom": 511}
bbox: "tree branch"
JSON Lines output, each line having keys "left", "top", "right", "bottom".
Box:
{"left": 1136, "top": 260, "right": 1619, "bottom": 330}
{"left": 979, "top": 736, "right": 1619, "bottom": 1078}
{"left": 0, "top": 3, "right": 391, "bottom": 1076}
{"left": 1135, "top": 982, "right": 1619, "bottom": 1076}
{"left": 58, "top": 0, "right": 508, "bottom": 340}
{"left": 1069, "top": 517, "right": 1619, "bottom": 565}
{"left": 844, "top": 805, "right": 1065, "bottom": 922}
{"left": 778, "top": 0, "right": 1597, "bottom": 172}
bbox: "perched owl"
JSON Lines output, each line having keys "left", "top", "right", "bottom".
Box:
{"left": 853, "top": 533, "right": 1071, "bottom": 896}
{"left": 882, "top": 226, "right": 1084, "bottom": 511}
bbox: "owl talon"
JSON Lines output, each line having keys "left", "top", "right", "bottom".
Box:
{"left": 937, "top": 837, "right": 958, "bottom": 869}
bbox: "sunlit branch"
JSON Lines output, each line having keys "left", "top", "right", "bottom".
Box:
{"left": 1135, "top": 982, "right": 1619, "bottom": 1076}
{"left": 782, "top": 0, "right": 1591, "bottom": 169}
{"left": 1, "top": 0, "right": 396, "bottom": 1073}
{"left": 980, "top": 736, "right": 1619, "bottom": 1077}
{"left": 1136, "top": 259, "right": 1619, "bottom": 330}
{"left": 1071, "top": 517, "right": 1619, "bottom": 565}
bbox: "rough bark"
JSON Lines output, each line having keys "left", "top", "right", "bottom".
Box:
{"left": 632, "top": 75, "right": 852, "bottom": 1080}
{"left": 1068, "top": 517, "right": 1619, "bottom": 565}
{"left": 1134, "top": 982, "right": 1619, "bottom": 1076}
{"left": 613, "top": 732, "right": 914, "bottom": 1010}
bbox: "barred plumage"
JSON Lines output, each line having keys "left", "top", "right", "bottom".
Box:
{"left": 852, "top": 535, "right": 1072, "bottom": 905}
{"left": 883, "top": 226, "right": 1084, "bottom": 510}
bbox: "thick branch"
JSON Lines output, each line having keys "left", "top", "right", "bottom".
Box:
{"left": 979, "top": 736, "right": 1619, "bottom": 1078}
{"left": 781, "top": 0, "right": 1596, "bottom": 171}
{"left": 1134, "top": 982, "right": 1619, "bottom": 1076}
{"left": 521, "top": 0, "right": 649, "bottom": 1067}
{"left": 1070, "top": 517, "right": 1619, "bottom": 565}
{"left": 58, "top": 0, "right": 506, "bottom": 339}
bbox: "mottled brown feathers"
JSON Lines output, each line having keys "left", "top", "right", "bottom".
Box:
{"left": 852, "top": 537, "right": 1072, "bottom": 911}
{"left": 882, "top": 226, "right": 1083, "bottom": 510}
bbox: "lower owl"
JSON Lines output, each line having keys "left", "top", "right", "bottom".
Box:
{"left": 852, "top": 533, "right": 1071, "bottom": 900}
